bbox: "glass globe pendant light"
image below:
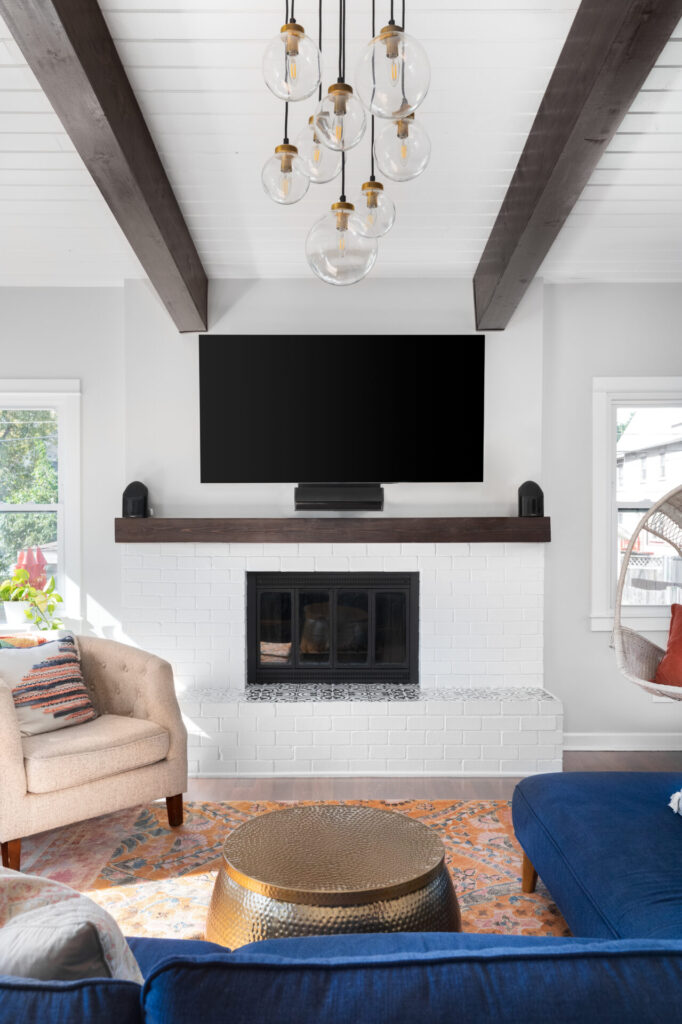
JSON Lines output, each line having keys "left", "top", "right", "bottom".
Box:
{"left": 313, "top": 0, "right": 364, "bottom": 152}
{"left": 262, "top": 8, "right": 321, "bottom": 103}
{"left": 352, "top": 117, "right": 395, "bottom": 238}
{"left": 296, "top": 115, "right": 342, "bottom": 183}
{"left": 374, "top": 112, "right": 431, "bottom": 182}
{"left": 354, "top": 23, "right": 430, "bottom": 120}
{"left": 353, "top": 180, "right": 396, "bottom": 238}
{"left": 262, "top": 101, "right": 309, "bottom": 205}
{"left": 314, "top": 82, "right": 366, "bottom": 152}
{"left": 306, "top": 155, "right": 378, "bottom": 285}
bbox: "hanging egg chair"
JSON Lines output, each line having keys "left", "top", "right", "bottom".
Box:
{"left": 613, "top": 483, "right": 682, "bottom": 699}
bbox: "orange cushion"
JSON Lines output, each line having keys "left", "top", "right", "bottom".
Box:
{"left": 0, "top": 635, "right": 48, "bottom": 649}
{"left": 654, "top": 604, "right": 682, "bottom": 687}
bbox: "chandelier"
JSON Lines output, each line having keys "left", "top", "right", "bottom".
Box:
{"left": 261, "top": 0, "right": 431, "bottom": 286}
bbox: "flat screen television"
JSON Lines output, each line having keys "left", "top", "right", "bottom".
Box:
{"left": 199, "top": 335, "right": 484, "bottom": 484}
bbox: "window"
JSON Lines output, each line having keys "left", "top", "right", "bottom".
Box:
{"left": 592, "top": 378, "right": 682, "bottom": 631}
{"left": 0, "top": 381, "right": 80, "bottom": 622}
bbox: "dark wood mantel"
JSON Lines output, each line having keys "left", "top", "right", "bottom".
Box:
{"left": 115, "top": 517, "right": 551, "bottom": 544}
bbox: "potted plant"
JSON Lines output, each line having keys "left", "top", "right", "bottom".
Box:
{"left": 0, "top": 568, "right": 64, "bottom": 630}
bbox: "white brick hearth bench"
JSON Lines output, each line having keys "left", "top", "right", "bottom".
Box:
{"left": 180, "top": 685, "right": 563, "bottom": 778}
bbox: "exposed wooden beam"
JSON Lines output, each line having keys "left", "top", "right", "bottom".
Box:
{"left": 0, "top": 0, "right": 207, "bottom": 332}
{"left": 473, "top": 0, "right": 682, "bottom": 331}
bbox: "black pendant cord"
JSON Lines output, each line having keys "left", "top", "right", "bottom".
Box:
{"left": 318, "top": 0, "right": 322, "bottom": 101}
{"left": 389, "top": 0, "right": 394, "bottom": 25}
{"left": 340, "top": 151, "right": 346, "bottom": 202}
{"left": 283, "top": 0, "right": 290, "bottom": 142}
{"left": 290, "top": 0, "right": 296, "bottom": 21}
{"left": 402, "top": 0, "right": 405, "bottom": 27}
{"left": 368, "top": 0, "right": 374, "bottom": 179}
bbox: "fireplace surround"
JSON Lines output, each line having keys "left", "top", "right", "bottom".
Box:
{"left": 247, "top": 572, "right": 419, "bottom": 684}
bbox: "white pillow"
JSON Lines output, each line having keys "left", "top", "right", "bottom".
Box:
{"left": 0, "top": 867, "right": 142, "bottom": 982}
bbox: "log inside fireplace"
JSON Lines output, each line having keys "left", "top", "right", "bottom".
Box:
{"left": 246, "top": 572, "right": 419, "bottom": 684}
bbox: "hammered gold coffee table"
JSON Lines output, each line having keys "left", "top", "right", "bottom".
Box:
{"left": 205, "top": 804, "right": 461, "bottom": 948}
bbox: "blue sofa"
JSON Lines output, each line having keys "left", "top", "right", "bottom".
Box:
{"left": 512, "top": 771, "right": 682, "bottom": 939}
{"left": 3, "top": 771, "right": 682, "bottom": 1023}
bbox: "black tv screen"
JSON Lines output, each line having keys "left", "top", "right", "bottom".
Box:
{"left": 199, "top": 335, "right": 484, "bottom": 484}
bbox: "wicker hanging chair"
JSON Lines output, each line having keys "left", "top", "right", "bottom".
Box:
{"left": 613, "top": 483, "right": 682, "bottom": 699}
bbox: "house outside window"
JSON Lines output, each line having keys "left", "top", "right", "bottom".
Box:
{"left": 592, "top": 378, "right": 682, "bottom": 631}
{"left": 0, "top": 381, "right": 80, "bottom": 623}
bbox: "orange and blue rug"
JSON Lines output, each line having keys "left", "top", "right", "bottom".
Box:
{"left": 22, "top": 800, "right": 569, "bottom": 939}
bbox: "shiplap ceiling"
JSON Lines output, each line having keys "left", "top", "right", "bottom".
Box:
{"left": 0, "top": 1, "right": 680, "bottom": 286}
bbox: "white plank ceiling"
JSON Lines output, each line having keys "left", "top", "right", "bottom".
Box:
{"left": 0, "top": 1, "right": 679, "bottom": 286}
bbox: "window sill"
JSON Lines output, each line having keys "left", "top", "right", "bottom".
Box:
{"left": 590, "top": 609, "right": 672, "bottom": 633}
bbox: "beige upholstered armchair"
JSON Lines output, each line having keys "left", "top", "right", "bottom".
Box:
{"left": 0, "top": 637, "right": 187, "bottom": 872}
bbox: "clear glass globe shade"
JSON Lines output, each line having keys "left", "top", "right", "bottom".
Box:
{"left": 261, "top": 148, "right": 309, "bottom": 204}
{"left": 314, "top": 88, "right": 366, "bottom": 151}
{"left": 262, "top": 24, "right": 321, "bottom": 102}
{"left": 306, "top": 208, "right": 378, "bottom": 285}
{"left": 355, "top": 27, "right": 430, "bottom": 119}
{"left": 352, "top": 185, "right": 396, "bottom": 237}
{"left": 374, "top": 117, "right": 431, "bottom": 181}
{"left": 295, "top": 119, "right": 342, "bottom": 183}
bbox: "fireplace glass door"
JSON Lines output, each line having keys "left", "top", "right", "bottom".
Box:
{"left": 248, "top": 573, "right": 418, "bottom": 683}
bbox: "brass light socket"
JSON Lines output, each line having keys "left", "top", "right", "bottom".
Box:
{"left": 328, "top": 82, "right": 353, "bottom": 116}
{"left": 281, "top": 22, "right": 304, "bottom": 57}
{"left": 396, "top": 113, "right": 414, "bottom": 139}
{"left": 331, "top": 200, "right": 354, "bottom": 232}
{"left": 275, "top": 143, "right": 298, "bottom": 173}
{"left": 361, "top": 181, "right": 383, "bottom": 209}
{"left": 378, "top": 24, "right": 403, "bottom": 60}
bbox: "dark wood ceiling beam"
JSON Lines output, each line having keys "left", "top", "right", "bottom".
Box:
{"left": 0, "top": 0, "right": 207, "bottom": 332}
{"left": 473, "top": 0, "right": 682, "bottom": 331}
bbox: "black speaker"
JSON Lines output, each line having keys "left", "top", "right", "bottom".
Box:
{"left": 518, "top": 481, "right": 544, "bottom": 518}
{"left": 122, "top": 481, "right": 149, "bottom": 518}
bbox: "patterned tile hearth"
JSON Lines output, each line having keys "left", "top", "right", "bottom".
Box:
{"left": 185, "top": 684, "right": 556, "bottom": 703}
{"left": 22, "top": 799, "right": 570, "bottom": 941}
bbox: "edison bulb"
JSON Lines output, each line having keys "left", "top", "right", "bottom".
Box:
{"left": 352, "top": 181, "right": 396, "bottom": 237}
{"left": 295, "top": 116, "right": 342, "bottom": 183}
{"left": 261, "top": 144, "right": 309, "bottom": 204}
{"left": 314, "top": 83, "right": 366, "bottom": 151}
{"left": 306, "top": 202, "right": 378, "bottom": 285}
{"left": 262, "top": 22, "right": 321, "bottom": 102}
{"left": 354, "top": 25, "right": 430, "bottom": 119}
{"left": 374, "top": 114, "right": 431, "bottom": 181}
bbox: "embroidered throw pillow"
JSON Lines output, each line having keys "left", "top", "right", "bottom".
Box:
{"left": 0, "top": 635, "right": 97, "bottom": 737}
{"left": 0, "top": 867, "right": 143, "bottom": 982}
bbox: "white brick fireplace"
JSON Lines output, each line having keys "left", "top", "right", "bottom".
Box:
{"left": 120, "top": 540, "right": 563, "bottom": 776}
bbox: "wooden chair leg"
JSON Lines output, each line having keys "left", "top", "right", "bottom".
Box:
{"left": 1, "top": 839, "right": 21, "bottom": 871}
{"left": 166, "top": 794, "right": 184, "bottom": 827}
{"left": 522, "top": 852, "right": 538, "bottom": 893}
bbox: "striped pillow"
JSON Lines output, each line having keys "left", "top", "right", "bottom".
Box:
{"left": 0, "top": 635, "right": 97, "bottom": 737}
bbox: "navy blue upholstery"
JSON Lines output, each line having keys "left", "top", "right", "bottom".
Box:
{"left": 0, "top": 975, "right": 142, "bottom": 1024}
{"left": 142, "top": 935, "right": 682, "bottom": 1024}
{"left": 512, "top": 771, "right": 682, "bottom": 939}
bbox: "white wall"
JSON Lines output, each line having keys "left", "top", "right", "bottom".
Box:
{"left": 124, "top": 277, "right": 544, "bottom": 517}
{"left": 0, "top": 287, "right": 125, "bottom": 633}
{"left": 543, "top": 283, "right": 682, "bottom": 746}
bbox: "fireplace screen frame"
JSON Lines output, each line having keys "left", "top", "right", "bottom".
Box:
{"left": 247, "top": 572, "right": 419, "bottom": 684}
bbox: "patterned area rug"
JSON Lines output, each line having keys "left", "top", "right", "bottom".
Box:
{"left": 22, "top": 800, "right": 569, "bottom": 940}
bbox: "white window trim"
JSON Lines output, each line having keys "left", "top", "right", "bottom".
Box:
{"left": 591, "top": 376, "right": 682, "bottom": 632}
{"left": 0, "top": 380, "right": 81, "bottom": 622}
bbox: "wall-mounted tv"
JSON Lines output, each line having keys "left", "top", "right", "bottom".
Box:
{"left": 199, "top": 335, "right": 484, "bottom": 484}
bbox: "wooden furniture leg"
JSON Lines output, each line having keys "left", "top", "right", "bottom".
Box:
{"left": 522, "top": 852, "right": 538, "bottom": 893}
{"left": 1, "top": 839, "right": 21, "bottom": 871}
{"left": 166, "top": 794, "right": 184, "bottom": 827}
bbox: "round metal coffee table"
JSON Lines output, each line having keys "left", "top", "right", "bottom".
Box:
{"left": 205, "top": 804, "right": 461, "bottom": 948}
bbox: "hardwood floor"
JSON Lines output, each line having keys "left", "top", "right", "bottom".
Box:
{"left": 187, "top": 750, "right": 682, "bottom": 802}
